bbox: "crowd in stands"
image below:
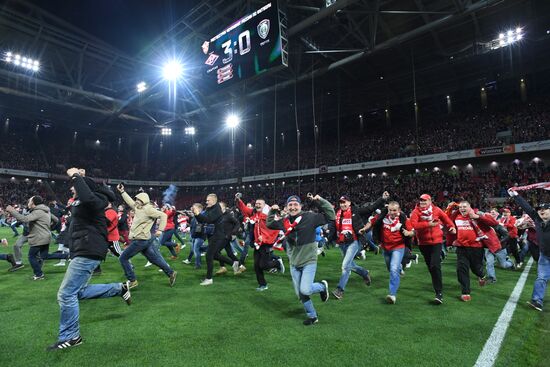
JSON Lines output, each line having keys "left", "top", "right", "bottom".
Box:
{"left": 1, "top": 98, "right": 549, "bottom": 181}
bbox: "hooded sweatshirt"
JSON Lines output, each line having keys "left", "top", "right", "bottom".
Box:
{"left": 121, "top": 191, "right": 167, "bottom": 240}
{"left": 8, "top": 204, "right": 54, "bottom": 246}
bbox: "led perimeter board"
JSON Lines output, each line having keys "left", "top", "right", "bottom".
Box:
{"left": 201, "top": 1, "right": 288, "bottom": 89}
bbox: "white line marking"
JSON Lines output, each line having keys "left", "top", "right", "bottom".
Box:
{"left": 474, "top": 257, "right": 535, "bottom": 367}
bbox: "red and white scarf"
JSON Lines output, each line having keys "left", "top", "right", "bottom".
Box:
{"left": 272, "top": 216, "right": 302, "bottom": 251}
{"left": 419, "top": 204, "right": 433, "bottom": 221}
{"left": 383, "top": 214, "right": 402, "bottom": 232}
{"left": 511, "top": 182, "right": 550, "bottom": 191}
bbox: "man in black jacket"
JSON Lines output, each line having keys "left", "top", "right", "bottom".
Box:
{"left": 331, "top": 192, "right": 389, "bottom": 300}
{"left": 214, "top": 201, "right": 241, "bottom": 275}
{"left": 194, "top": 194, "right": 238, "bottom": 285}
{"left": 509, "top": 188, "right": 550, "bottom": 311}
{"left": 48, "top": 168, "right": 131, "bottom": 351}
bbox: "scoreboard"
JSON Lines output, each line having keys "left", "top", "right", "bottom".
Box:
{"left": 201, "top": 1, "right": 288, "bottom": 88}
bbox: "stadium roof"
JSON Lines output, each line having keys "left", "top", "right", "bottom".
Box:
{"left": 1, "top": 0, "right": 549, "bottom": 135}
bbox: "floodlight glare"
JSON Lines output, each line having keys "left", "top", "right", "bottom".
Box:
{"left": 162, "top": 60, "right": 183, "bottom": 81}
{"left": 161, "top": 128, "right": 172, "bottom": 136}
{"left": 226, "top": 114, "right": 240, "bottom": 128}
{"left": 136, "top": 81, "right": 147, "bottom": 93}
{"left": 4, "top": 52, "right": 40, "bottom": 72}
{"left": 516, "top": 33, "right": 523, "bottom": 40}
{"left": 184, "top": 127, "right": 196, "bottom": 135}
{"left": 507, "top": 30, "right": 513, "bottom": 36}
{"left": 498, "top": 33, "right": 504, "bottom": 39}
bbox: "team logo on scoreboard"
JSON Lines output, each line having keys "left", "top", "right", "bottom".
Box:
{"left": 202, "top": 41, "right": 210, "bottom": 54}
{"left": 205, "top": 53, "right": 219, "bottom": 66}
{"left": 257, "top": 19, "right": 270, "bottom": 40}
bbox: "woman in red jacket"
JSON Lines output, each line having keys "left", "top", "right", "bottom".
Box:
{"left": 410, "top": 194, "right": 456, "bottom": 305}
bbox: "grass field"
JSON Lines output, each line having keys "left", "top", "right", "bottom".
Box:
{"left": 0, "top": 227, "right": 548, "bottom": 367}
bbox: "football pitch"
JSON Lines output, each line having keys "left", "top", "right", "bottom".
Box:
{"left": 0, "top": 227, "right": 547, "bottom": 367}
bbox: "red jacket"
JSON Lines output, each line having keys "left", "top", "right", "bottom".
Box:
{"left": 237, "top": 198, "right": 279, "bottom": 246}
{"left": 410, "top": 204, "right": 455, "bottom": 245}
{"left": 163, "top": 208, "right": 176, "bottom": 231}
{"left": 379, "top": 215, "right": 412, "bottom": 250}
{"left": 452, "top": 211, "right": 499, "bottom": 248}
{"left": 105, "top": 208, "right": 120, "bottom": 242}
{"left": 499, "top": 215, "right": 518, "bottom": 238}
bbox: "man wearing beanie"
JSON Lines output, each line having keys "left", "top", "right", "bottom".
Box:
{"left": 267, "top": 194, "right": 335, "bottom": 325}
{"left": 117, "top": 183, "right": 177, "bottom": 289}
{"left": 48, "top": 168, "right": 132, "bottom": 351}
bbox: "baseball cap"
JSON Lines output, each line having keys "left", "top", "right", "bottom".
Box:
{"left": 502, "top": 208, "right": 511, "bottom": 213}
{"left": 286, "top": 195, "right": 301, "bottom": 205}
{"left": 419, "top": 194, "right": 432, "bottom": 201}
{"left": 339, "top": 195, "right": 351, "bottom": 203}
{"left": 536, "top": 203, "right": 550, "bottom": 210}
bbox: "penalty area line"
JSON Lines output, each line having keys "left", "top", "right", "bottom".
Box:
{"left": 474, "top": 257, "right": 534, "bottom": 367}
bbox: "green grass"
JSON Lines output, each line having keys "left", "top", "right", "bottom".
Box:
{"left": 0, "top": 227, "right": 547, "bottom": 367}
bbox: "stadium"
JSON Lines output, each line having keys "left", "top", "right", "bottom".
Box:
{"left": 0, "top": 0, "right": 549, "bottom": 365}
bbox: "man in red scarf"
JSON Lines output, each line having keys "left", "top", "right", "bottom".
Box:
{"left": 500, "top": 208, "right": 522, "bottom": 267}
{"left": 236, "top": 193, "right": 283, "bottom": 290}
{"left": 331, "top": 192, "right": 388, "bottom": 300}
{"left": 410, "top": 194, "right": 456, "bottom": 304}
{"left": 450, "top": 201, "right": 498, "bottom": 301}
{"left": 372, "top": 201, "right": 414, "bottom": 304}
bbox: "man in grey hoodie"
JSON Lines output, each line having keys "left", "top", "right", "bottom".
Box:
{"left": 6, "top": 196, "right": 65, "bottom": 280}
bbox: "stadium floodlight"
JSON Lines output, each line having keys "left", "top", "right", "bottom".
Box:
{"left": 184, "top": 127, "right": 196, "bottom": 135}
{"left": 136, "top": 81, "right": 147, "bottom": 93}
{"left": 162, "top": 60, "right": 183, "bottom": 81}
{"left": 4, "top": 52, "right": 40, "bottom": 72}
{"left": 161, "top": 128, "right": 172, "bottom": 136}
{"left": 225, "top": 114, "right": 240, "bottom": 128}
{"left": 492, "top": 27, "right": 523, "bottom": 49}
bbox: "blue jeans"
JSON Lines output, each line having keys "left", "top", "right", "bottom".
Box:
{"left": 485, "top": 248, "right": 514, "bottom": 280}
{"left": 188, "top": 237, "right": 207, "bottom": 267}
{"left": 337, "top": 241, "right": 369, "bottom": 290}
{"left": 290, "top": 263, "right": 325, "bottom": 318}
{"left": 28, "top": 244, "right": 69, "bottom": 276}
{"left": 120, "top": 239, "right": 173, "bottom": 281}
{"left": 383, "top": 248, "right": 405, "bottom": 296}
{"left": 159, "top": 229, "right": 177, "bottom": 256}
{"left": 240, "top": 231, "right": 253, "bottom": 265}
{"left": 57, "top": 257, "right": 122, "bottom": 341}
{"left": 532, "top": 253, "right": 550, "bottom": 306}
{"left": 365, "top": 232, "right": 378, "bottom": 251}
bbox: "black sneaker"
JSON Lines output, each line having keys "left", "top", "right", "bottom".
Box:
{"left": 303, "top": 317, "right": 318, "bottom": 326}
{"left": 121, "top": 281, "right": 132, "bottom": 305}
{"left": 527, "top": 300, "right": 543, "bottom": 312}
{"left": 433, "top": 294, "right": 443, "bottom": 305}
{"left": 46, "top": 336, "right": 83, "bottom": 351}
{"left": 320, "top": 280, "right": 329, "bottom": 302}
{"left": 332, "top": 287, "right": 344, "bottom": 300}
{"left": 6, "top": 254, "right": 16, "bottom": 267}
{"left": 8, "top": 263, "right": 24, "bottom": 272}
{"left": 169, "top": 271, "right": 177, "bottom": 287}
{"left": 363, "top": 272, "right": 372, "bottom": 286}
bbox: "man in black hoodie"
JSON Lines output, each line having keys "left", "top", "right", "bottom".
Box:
{"left": 47, "top": 168, "right": 131, "bottom": 351}
{"left": 194, "top": 193, "right": 238, "bottom": 285}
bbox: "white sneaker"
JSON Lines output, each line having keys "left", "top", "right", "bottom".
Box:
{"left": 277, "top": 258, "right": 285, "bottom": 274}
{"left": 200, "top": 278, "right": 213, "bottom": 286}
{"left": 182, "top": 259, "right": 191, "bottom": 265}
{"left": 360, "top": 250, "right": 366, "bottom": 260}
{"left": 158, "top": 269, "right": 164, "bottom": 272}
{"left": 400, "top": 269, "right": 405, "bottom": 275}
{"left": 386, "top": 295, "right": 396, "bottom": 304}
{"left": 414, "top": 254, "right": 419, "bottom": 264}
{"left": 405, "top": 261, "right": 412, "bottom": 269}
{"left": 144, "top": 261, "right": 153, "bottom": 268}
{"left": 53, "top": 260, "right": 66, "bottom": 267}
{"left": 232, "top": 261, "right": 240, "bottom": 273}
